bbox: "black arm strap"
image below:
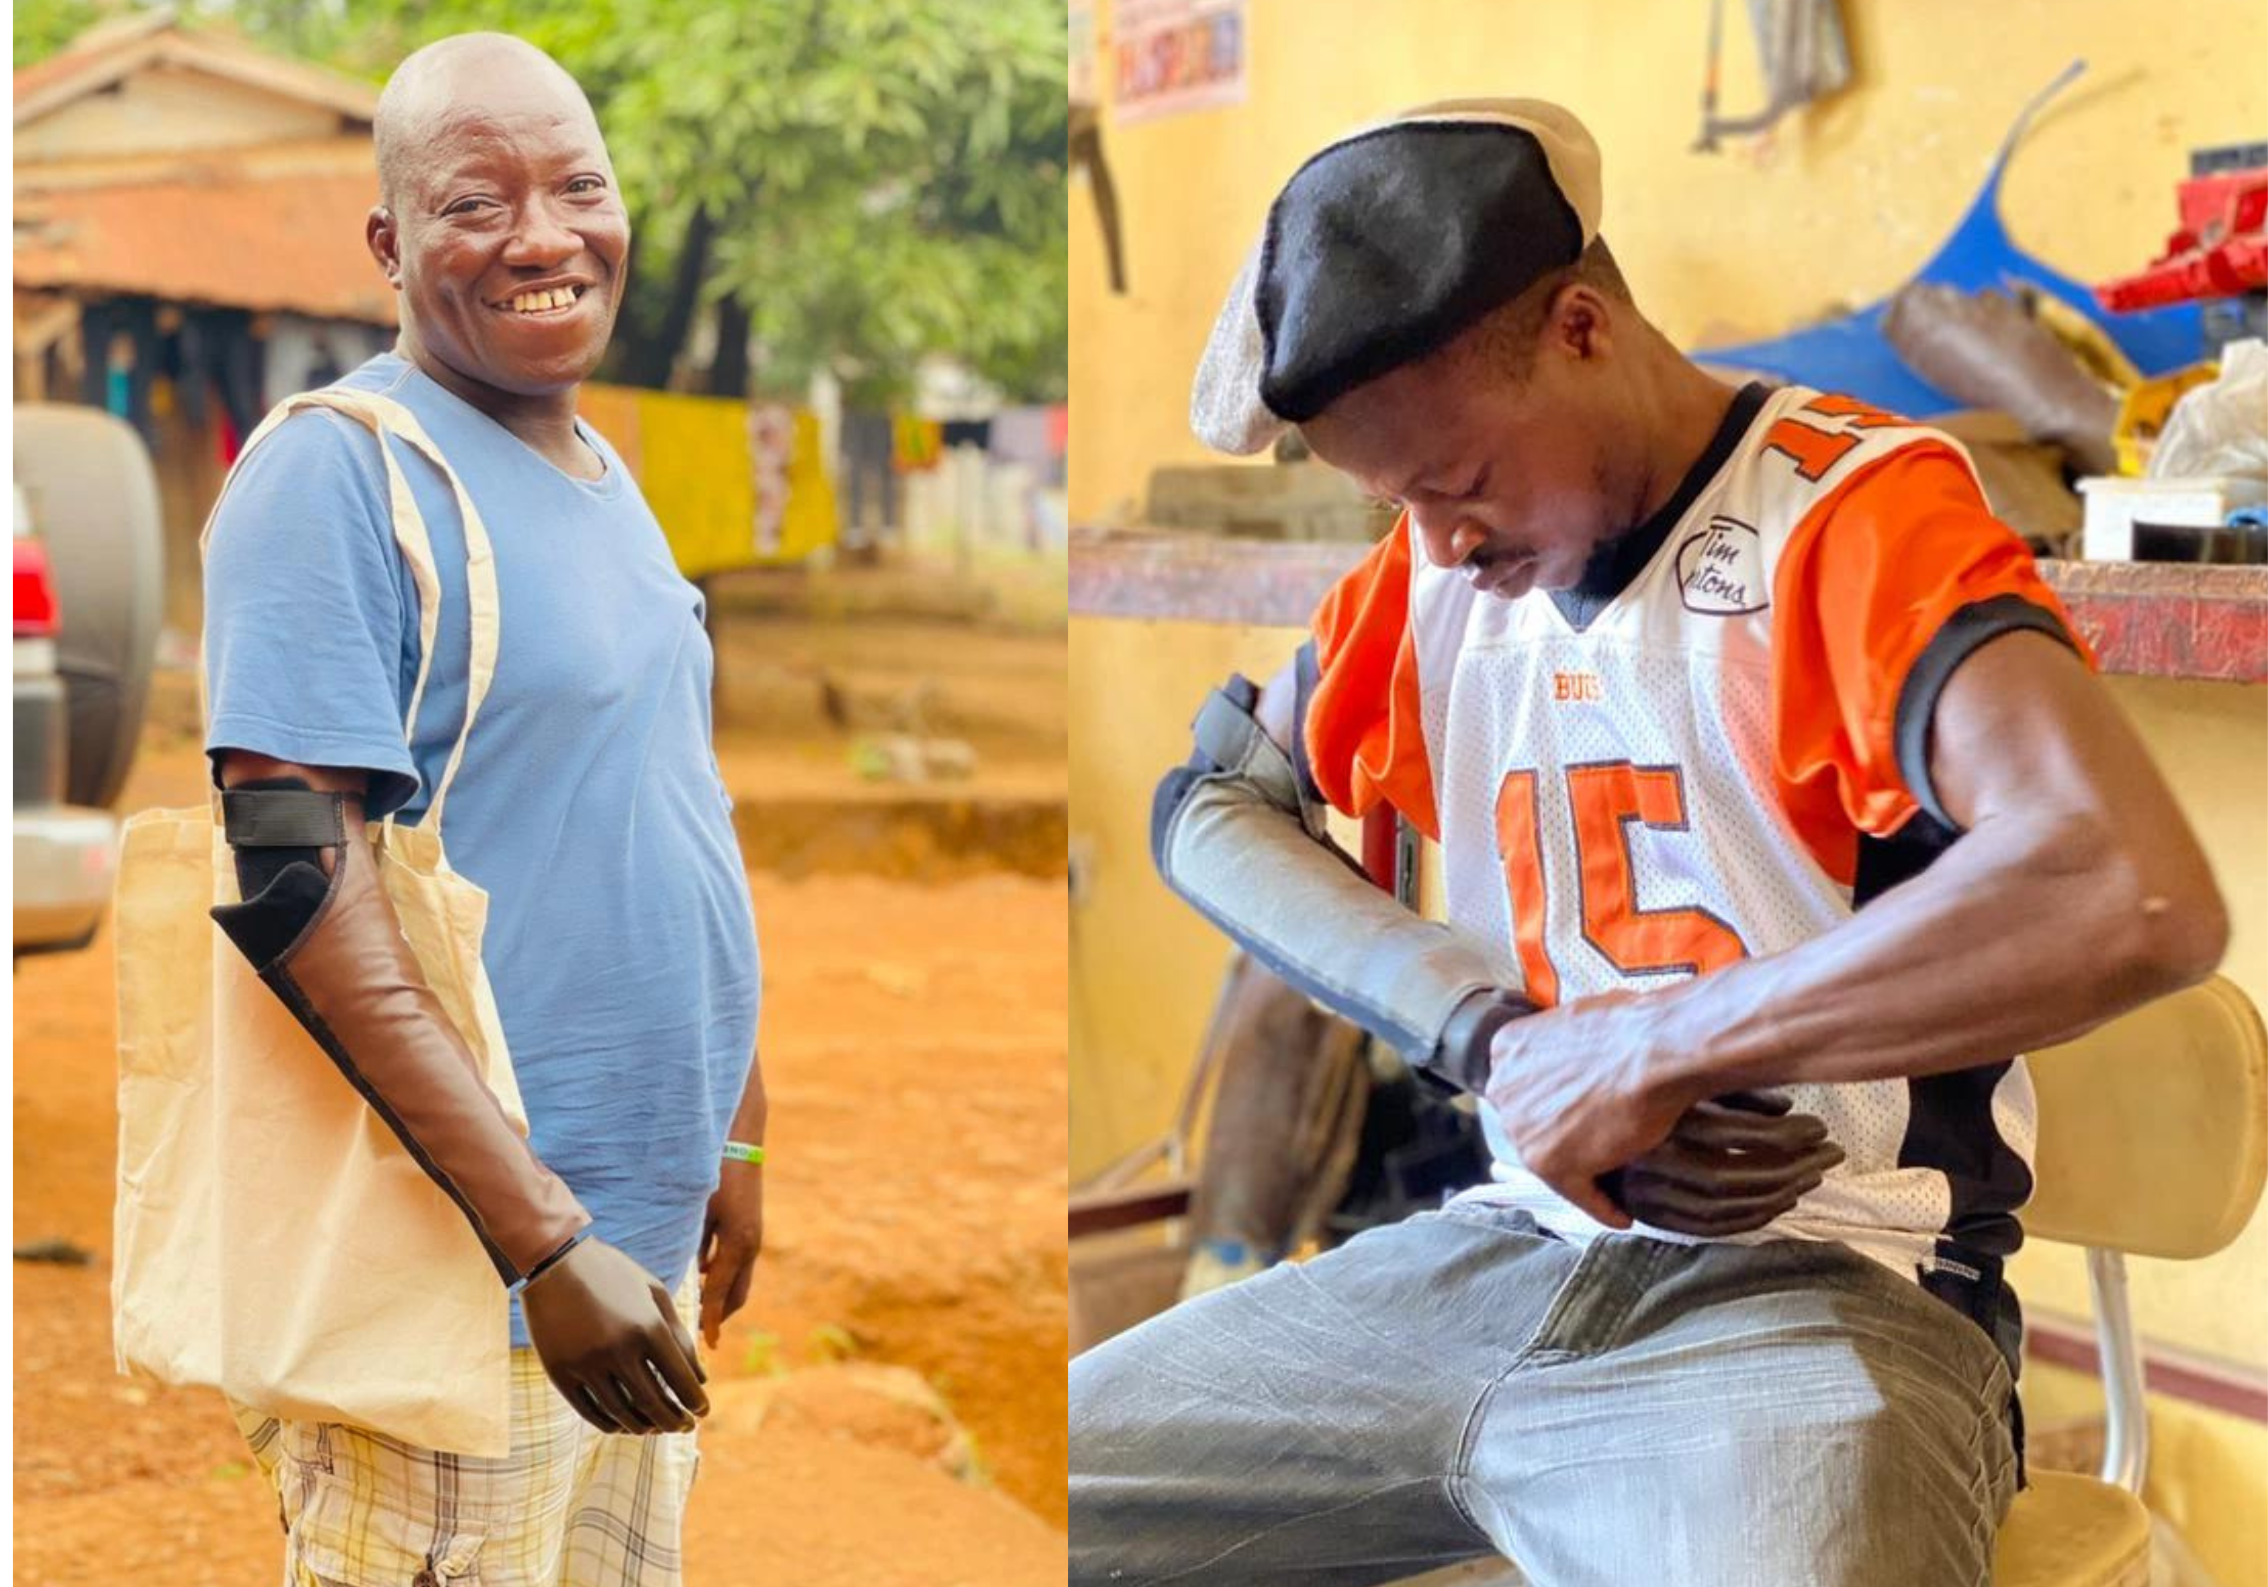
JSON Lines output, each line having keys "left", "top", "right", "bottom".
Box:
{"left": 221, "top": 783, "right": 352, "bottom": 849}
{"left": 1892, "top": 594, "right": 2081, "bottom": 831}
{"left": 1290, "top": 638, "right": 1327, "bottom": 816}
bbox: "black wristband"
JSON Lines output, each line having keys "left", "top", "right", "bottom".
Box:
{"left": 1427, "top": 988, "right": 1534, "bottom": 1095}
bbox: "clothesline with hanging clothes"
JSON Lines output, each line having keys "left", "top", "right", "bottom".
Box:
{"left": 79, "top": 301, "right": 395, "bottom": 461}
{"left": 575, "top": 383, "right": 842, "bottom": 580}
{"left": 893, "top": 413, "right": 944, "bottom": 472}
{"left": 898, "top": 403, "right": 1072, "bottom": 564}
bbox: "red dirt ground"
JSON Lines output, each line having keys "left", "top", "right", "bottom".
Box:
{"left": 14, "top": 608, "right": 1068, "bottom": 1586}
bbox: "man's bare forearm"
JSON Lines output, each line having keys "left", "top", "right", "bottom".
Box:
{"left": 1636, "top": 632, "right": 2227, "bottom": 1106}
{"left": 727, "top": 1049, "right": 768, "bottom": 1146}
{"left": 1638, "top": 808, "right": 2220, "bottom": 1104}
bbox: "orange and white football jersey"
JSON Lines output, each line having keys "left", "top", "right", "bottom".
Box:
{"left": 1303, "top": 382, "right": 2087, "bottom": 1283}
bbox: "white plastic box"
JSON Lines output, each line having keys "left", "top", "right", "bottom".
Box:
{"left": 2077, "top": 475, "right": 2268, "bottom": 561}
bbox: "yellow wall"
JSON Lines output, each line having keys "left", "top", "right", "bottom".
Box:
{"left": 1069, "top": 618, "right": 1301, "bottom": 1176}
{"left": 2013, "top": 678, "right": 2268, "bottom": 1587}
{"left": 1069, "top": 0, "right": 2268, "bottom": 522}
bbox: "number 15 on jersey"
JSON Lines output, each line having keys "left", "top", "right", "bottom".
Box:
{"left": 1495, "top": 759, "right": 1750, "bottom": 1008}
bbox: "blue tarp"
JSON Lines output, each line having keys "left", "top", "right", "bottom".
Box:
{"left": 1692, "top": 62, "right": 2203, "bottom": 414}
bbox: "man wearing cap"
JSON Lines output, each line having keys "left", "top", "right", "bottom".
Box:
{"left": 1070, "top": 100, "right": 2224, "bottom": 1584}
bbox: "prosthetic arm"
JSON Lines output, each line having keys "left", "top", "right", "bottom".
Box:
{"left": 209, "top": 777, "right": 592, "bottom": 1288}
{"left": 212, "top": 772, "right": 711, "bottom": 1434}
{"left": 1150, "top": 648, "right": 1529, "bottom": 1096}
{"left": 1150, "top": 661, "right": 1842, "bottom": 1237}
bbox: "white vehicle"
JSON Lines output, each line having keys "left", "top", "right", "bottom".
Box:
{"left": 14, "top": 406, "right": 164, "bottom": 961}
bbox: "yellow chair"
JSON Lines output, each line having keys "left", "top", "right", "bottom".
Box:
{"left": 1991, "top": 975, "right": 2268, "bottom": 1587}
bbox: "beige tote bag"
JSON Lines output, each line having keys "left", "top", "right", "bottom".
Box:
{"left": 113, "top": 388, "right": 527, "bottom": 1456}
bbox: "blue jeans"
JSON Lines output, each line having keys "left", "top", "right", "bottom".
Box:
{"left": 1070, "top": 1204, "right": 2018, "bottom": 1586}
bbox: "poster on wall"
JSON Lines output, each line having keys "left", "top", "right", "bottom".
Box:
{"left": 1069, "top": 0, "right": 1095, "bottom": 108}
{"left": 1113, "top": 0, "right": 1245, "bottom": 125}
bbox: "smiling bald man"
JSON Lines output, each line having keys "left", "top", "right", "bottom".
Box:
{"left": 199, "top": 34, "right": 764, "bottom": 1586}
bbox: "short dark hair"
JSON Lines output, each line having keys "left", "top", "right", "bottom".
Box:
{"left": 1459, "top": 236, "right": 1633, "bottom": 382}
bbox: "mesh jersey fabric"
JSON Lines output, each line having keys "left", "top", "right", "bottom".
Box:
{"left": 1303, "top": 383, "right": 2087, "bottom": 1278}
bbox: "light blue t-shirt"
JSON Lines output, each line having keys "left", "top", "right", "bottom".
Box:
{"left": 203, "top": 353, "right": 760, "bottom": 1347}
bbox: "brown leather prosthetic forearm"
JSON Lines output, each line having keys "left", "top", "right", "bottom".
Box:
{"left": 216, "top": 791, "right": 591, "bottom": 1286}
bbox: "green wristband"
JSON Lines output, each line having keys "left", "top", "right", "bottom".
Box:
{"left": 723, "top": 1140, "right": 766, "bottom": 1165}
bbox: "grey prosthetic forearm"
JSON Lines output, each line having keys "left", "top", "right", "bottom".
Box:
{"left": 1151, "top": 666, "right": 1530, "bottom": 1093}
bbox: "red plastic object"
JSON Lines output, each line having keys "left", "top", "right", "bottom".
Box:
{"left": 1361, "top": 807, "right": 1398, "bottom": 893}
{"left": 13, "top": 536, "right": 60, "bottom": 638}
{"left": 2096, "top": 168, "right": 2268, "bottom": 312}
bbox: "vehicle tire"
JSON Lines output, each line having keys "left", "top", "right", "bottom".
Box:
{"left": 14, "top": 404, "right": 165, "bottom": 810}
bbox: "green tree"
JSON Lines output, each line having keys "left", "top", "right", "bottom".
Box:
{"left": 215, "top": 0, "right": 1068, "bottom": 404}
{"left": 14, "top": 0, "right": 118, "bottom": 69}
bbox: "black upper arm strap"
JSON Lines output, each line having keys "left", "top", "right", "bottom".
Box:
{"left": 1892, "top": 594, "right": 2081, "bottom": 832}
{"left": 1291, "top": 637, "right": 1326, "bottom": 813}
{"left": 220, "top": 785, "right": 350, "bottom": 848}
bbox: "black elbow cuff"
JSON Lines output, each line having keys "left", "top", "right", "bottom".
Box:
{"left": 1290, "top": 638, "right": 1326, "bottom": 815}
{"left": 211, "top": 777, "right": 350, "bottom": 971}
{"left": 211, "top": 860, "right": 332, "bottom": 971}
{"left": 1894, "top": 596, "right": 2081, "bottom": 831}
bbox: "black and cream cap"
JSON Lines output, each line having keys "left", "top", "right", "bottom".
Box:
{"left": 1190, "top": 98, "right": 1603, "bottom": 455}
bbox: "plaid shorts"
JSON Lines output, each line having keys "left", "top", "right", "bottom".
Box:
{"left": 230, "top": 1270, "right": 703, "bottom": 1587}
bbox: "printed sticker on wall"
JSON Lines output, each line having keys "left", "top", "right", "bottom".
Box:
{"left": 1113, "top": 0, "right": 1245, "bottom": 125}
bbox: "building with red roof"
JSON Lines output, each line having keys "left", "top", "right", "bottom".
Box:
{"left": 14, "top": 8, "right": 400, "bottom": 626}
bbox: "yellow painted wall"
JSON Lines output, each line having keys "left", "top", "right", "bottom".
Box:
{"left": 1069, "top": 618, "right": 1302, "bottom": 1176}
{"left": 2011, "top": 677, "right": 2268, "bottom": 1586}
{"left": 1069, "top": 0, "right": 2268, "bottom": 522}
